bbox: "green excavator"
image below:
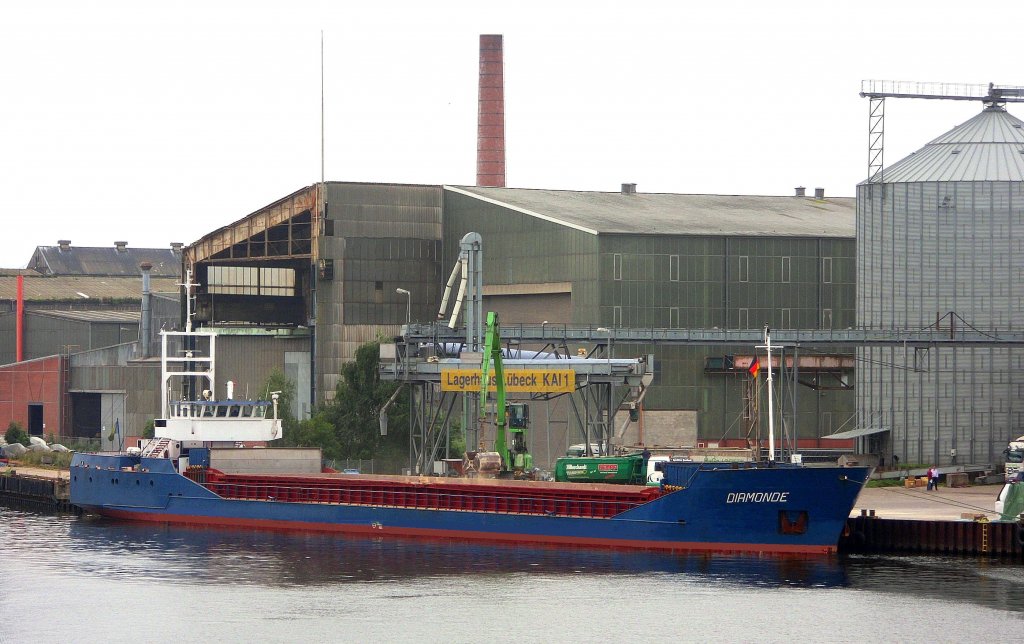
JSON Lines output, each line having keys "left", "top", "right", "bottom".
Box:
{"left": 478, "top": 311, "right": 533, "bottom": 478}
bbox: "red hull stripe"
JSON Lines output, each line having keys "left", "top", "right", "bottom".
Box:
{"left": 97, "top": 508, "right": 837, "bottom": 556}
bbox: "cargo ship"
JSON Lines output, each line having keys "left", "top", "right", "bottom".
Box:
{"left": 70, "top": 328, "right": 871, "bottom": 555}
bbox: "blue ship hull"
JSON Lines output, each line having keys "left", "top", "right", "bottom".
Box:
{"left": 70, "top": 453, "right": 870, "bottom": 555}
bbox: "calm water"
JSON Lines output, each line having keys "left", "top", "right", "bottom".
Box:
{"left": 0, "top": 506, "right": 1020, "bottom": 642}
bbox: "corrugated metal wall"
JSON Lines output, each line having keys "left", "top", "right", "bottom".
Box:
{"left": 443, "top": 190, "right": 599, "bottom": 322}
{"left": 444, "top": 190, "right": 856, "bottom": 446}
{"left": 317, "top": 183, "right": 442, "bottom": 399}
{"left": 22, "top": 313, "right": 137, "bottom": 359}
{"left": 0, "top": 313, "right": 17, "bottom": 365}
{"left": 213, "top": 335, "right": 311, "bottom": 402}
{"left": 70, "top": 348, "right": 160, "bottom": 438}
{"left": 70, "top": 334, "right": 309, "bottom": 436}
{"left": 857, "top": 181, "right": 1024, "bottom": 465}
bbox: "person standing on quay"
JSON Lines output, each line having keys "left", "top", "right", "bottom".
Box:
{"left": 928, "top": 466, "right": 940, "bottom": 491}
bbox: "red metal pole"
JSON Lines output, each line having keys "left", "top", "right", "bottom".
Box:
{"left": 16, "top": 274, "right": 24, "bottom": 362}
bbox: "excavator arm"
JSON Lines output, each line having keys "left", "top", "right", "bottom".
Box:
{"left": 479, "top": 311, "right": 508, "bottom": 467}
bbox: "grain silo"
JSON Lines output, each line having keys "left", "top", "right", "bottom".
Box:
{"left": 857, "top": 100, "right": 1024, "bottom": 466}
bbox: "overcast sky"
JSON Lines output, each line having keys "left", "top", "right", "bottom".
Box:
{"left": 2, "top": 0, "right": 1022, "bottom": 268}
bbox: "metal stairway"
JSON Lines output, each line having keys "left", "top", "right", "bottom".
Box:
{"left": 141, "top": 437, "right": 171, "bottom": 458}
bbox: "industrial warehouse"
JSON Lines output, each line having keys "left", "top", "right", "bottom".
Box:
{"left": 1, "top": 40, "right": 1023, "bottom": 477}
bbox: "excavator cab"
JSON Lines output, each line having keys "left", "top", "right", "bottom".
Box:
{"left": 506, "top": 403, "right": 533, "bottom": 475}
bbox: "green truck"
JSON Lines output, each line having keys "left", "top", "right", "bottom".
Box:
{"left": 554, "top": 453, "right": 650, "bottom": 485}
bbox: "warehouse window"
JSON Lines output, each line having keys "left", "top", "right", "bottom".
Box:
{"left": 739, "top": 307, "right": 749, "bottom": 329}
{"left": 780, "top": 308, "right": 791, "bottom": 330}
{"left": 669, "top": 255, "right": 680, "bottom": 282}
{"left": 781, "top": 256, "right": 791, "bottom": 283}
{"left": 613, "top": 254, "right": 623, "bottom": 280}
{"left": 822, "top": 308, "right": 833, "bottom": 330}
{"left": 738, "top": 256, "right": 749, "bottom": 282}
{"left": 822, "top": 257, "right": 833, "bottom": 284}
{"left": 613, "top": 306, "right": 623, "bottom": 326}
{"left": 208, "top": 266, "right": 295, "bottom": 297}
{"left": 669, "top": 307, "right": 680, "bottom": 328}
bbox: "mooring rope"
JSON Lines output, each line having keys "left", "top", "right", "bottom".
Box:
{"left": 873, "top": 484, "right": 999, "bottom": 516}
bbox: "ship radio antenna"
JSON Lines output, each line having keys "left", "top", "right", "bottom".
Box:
{"left": 179, "top": 269, "right": 199, "bottom": 333}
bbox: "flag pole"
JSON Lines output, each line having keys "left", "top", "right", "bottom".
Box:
{"left": 764, "top": 325, "right": 775, "bottom": 462}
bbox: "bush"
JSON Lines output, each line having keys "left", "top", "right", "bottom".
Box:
{"left": 5, "top": 422, "right": 30, "bottom": 447}
{"left": 866, "top": 478, "right": 905, "bottom": 488}
{"left": 18, "top": 450, "right": 73, "bottom": 469}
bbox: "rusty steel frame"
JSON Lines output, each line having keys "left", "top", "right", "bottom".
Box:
{"left": 183, "top": 184, "right": 321, "bottom": 269}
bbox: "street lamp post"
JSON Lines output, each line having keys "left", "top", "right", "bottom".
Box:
{"left": 596, "top": 327, "right": 612, "bottom": 366}
{"left": 396, "top": 288, "right": 411, "bottom": 326}
{"left": 394, "top": 287, "right": 412, "bottom": 472}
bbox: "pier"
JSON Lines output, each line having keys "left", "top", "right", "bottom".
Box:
{"left": 842, "top": 515, "right": 1022, "bottom": 557}
{"left": 840, "top": 485, "right": 1023, "bottom": 558}
{"left": 0, "top": 467, "right": 74, "bottom": 512}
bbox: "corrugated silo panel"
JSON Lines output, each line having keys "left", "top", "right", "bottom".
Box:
{"left": 858, "top": 173, "right": 1024, "bottom": 465}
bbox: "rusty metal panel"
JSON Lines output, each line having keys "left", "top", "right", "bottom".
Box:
{"left": 313, "top": 183, "right": 442, "bottom": 404}
{"left": 185, "top": 185, "right": 317, "bottom": 266}
{"left": 843, "top": 517, "right": 1023, "bottom": 557}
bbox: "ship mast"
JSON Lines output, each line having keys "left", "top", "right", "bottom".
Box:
{"left": 761, "top": 325, "right": 776, "bottom": 462}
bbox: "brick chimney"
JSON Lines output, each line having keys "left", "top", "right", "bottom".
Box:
{"left": 477, "top": 34, "right": 506, "bottom": 187}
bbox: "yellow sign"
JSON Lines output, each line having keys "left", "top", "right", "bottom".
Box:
{"left": 441, "top": 369, "right": 575, "bottom": 393}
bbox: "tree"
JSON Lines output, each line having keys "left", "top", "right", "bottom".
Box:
{"left": 285, "top": 415, "right": 343, "bottom": 460}
{"left": 262, "top": 369, "right": 297, "bottom": 422}
{"left": 262, "top": 342, "right": 410, "bottom": 463}
{"left": 321, "top": 340, "right": 409, "bottom": 460}
{"left": 5, "top": 421, "right": 30, "bottom": 447}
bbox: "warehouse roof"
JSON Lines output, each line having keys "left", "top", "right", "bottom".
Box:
{"left": 0, "top": 274, "right": 179, "bottom": 302}
{"left": 446, "top": 186, "right": 855, "bottom": 237}
{"left": 27, "top": 242, "right": 182, "bottom": 277}
{"left": 867, "top": 105, "right": 1024, "bottom": 183}
{"left": 28, "top": 309, "right": 141, "bottom": 323}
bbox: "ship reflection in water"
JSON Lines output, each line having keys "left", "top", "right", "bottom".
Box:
{"left": 65, "top": 515, "right": 848, "bottom": 588}
{"left": 2, "top": 508, "right": 1020, "bottom": 642}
